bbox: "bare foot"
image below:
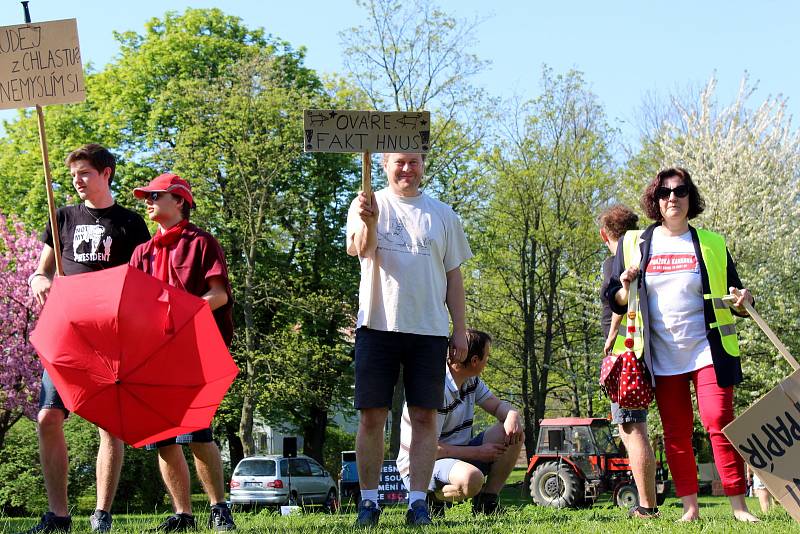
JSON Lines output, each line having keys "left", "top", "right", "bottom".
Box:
{"left": 733, "top": 511, "right": 760, "bottom": 522}
{"left": 678, "top": 510, "right": 700, "bottom": 522}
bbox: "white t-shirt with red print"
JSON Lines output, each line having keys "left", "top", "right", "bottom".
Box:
{"left": 646, "top": 228, "right": 713, "bottom": 375}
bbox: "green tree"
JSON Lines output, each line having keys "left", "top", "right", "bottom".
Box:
{"left": 469, "top": 68, "right": 617, "bottom": 457}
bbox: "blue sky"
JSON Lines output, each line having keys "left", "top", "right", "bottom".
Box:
{"left": 1, "top": 0, "right": 797, "bottom": 144}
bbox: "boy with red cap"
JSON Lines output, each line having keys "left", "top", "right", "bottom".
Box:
{"left": 129, "top": 173, "right": 235, "bottom": 532}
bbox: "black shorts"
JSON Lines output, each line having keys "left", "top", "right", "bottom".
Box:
{"left": 354, "top": 327, "right": 447, "bottom": 410}
{"left": 39, "top": 370, "right": 69, "bottom": 417}
{"left": 145, "top": 428, "right": 215, "bottom": 450}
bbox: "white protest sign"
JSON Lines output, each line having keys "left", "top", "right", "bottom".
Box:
{"left": 0, "top": 18, "right": 85, "bottom": 109}
{"left": 303, "top": 110, "right": 430, "bottom": 153}
{"left": 723, "top": 369, "right": 800, "bottom": 521}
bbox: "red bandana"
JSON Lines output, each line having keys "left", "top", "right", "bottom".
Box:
{"left": 152, "top": 220, "right": 188, "bottom": 282}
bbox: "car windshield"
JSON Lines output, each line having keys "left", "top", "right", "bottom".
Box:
{"left": 592, "top": 424, "right": 620, "bottom": 454}
{"left": 234, "top": 459, "right": 276, "bottom": 477}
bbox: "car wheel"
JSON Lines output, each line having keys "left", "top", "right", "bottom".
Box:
{"left": 616, "top": 484, "right": 639, "bottom": 509}
{"left": 530, "top": 462, "right": 584, "bottom": 508}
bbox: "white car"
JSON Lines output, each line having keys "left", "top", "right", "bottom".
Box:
{"left": 229, "top": 455, "right": 337, "bottom": 509}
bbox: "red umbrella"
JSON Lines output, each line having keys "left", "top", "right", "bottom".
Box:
{"left": 30, "top": 265, "right": 238, "bottom": 447}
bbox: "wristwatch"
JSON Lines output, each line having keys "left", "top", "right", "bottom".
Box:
{"left": 28, "top": 272, "right": 45, "bottom": 287}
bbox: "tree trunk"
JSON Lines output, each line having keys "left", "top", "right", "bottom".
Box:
{"left": 0, "top": 409, "right": 22, "bottom": 451}
{"left": 302, "top": 407, "right": 328, "bottom": 464}
{"left": 226, "top": 422, "right": 244, "bottom": 470}
{"left": 239, "top": 249, "right": 257, "bottom": 457}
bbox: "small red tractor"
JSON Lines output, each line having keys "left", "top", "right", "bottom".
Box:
{"left": 527, "top": 417, "right": 669, "bottom": 508}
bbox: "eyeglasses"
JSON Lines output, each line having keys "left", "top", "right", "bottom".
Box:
{"left": 656, "top": 185, "right": 689, "bottom": 200}
{"left": 146, "top": 191, "right": 166, "bottom": 201}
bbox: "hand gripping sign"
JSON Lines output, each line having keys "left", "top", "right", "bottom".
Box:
{"left": 722, "top": 298, "right": 800, "bottom": 521}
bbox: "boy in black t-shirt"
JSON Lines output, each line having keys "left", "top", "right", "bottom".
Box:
{"left": 23, "top": 145, "right": 150, "bottom": 534}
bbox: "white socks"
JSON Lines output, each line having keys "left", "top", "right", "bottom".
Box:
{"left": 361, "top": 489, "right": 379, "bottom": 507}
{"left": 408, "top": 490, "right": 427, "bottom": 508}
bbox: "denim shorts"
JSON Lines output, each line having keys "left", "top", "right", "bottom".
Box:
{"left": 354, "top": 327, "right": 447, "bottom": 410}
{"left": 611, "top": 402, "right": 648, "bottom": 425}
{"left": 38, "top": 370, "right": 69, "bottom": 416}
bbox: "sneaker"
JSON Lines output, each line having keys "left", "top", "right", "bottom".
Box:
{"left": 426, "top": 492, "right": 445, "bottom": 518}
{"left": 208, "top": 505, "right": 236, "bottom": 531}
{"left": 405, "top": 499, "right": 433, "bottom": 526}
{"left": 355, "top": 499, "right": 381, "bottom": 527}
{"left": 629, "top": 505, "right": 660, "bottom": 519}
{"left": 17, "top": 513, "right": 72, "bottom": 534}
{"left": 149, "top": 513, "right": 196, "bottom": 532}
{"left": 89, "top": 510, "right": 112, "bottom": 533}
{"left": 472, "top": 492, "right": 500, "bottom": 515}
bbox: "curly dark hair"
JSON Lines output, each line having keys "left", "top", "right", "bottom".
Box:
{"left": 641, "top": 167, "right": 705, "bottom": 221}
{"left": 598, "top": 204, "right": 639, "bottom": 240}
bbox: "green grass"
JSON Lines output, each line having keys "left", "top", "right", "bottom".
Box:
{"left": 2, "top": 495, "right": 797, "bottom": 533}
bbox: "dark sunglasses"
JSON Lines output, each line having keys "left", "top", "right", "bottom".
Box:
{"left": 656, "top": 185, "right": 689, "bottom": 200}
{"left": 145, "top": 191, "right": 166, "bottom": 201}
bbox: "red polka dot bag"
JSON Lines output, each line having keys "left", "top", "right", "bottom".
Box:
{"left": 600, "top": 281, "right": 654, "bottom": 409}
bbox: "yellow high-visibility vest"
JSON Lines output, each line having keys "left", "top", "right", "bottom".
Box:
{"left": 611, "top": 228, "right": 740, "bottom": 357}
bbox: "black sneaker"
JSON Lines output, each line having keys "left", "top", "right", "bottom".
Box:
{"left": 17, "top": 513, "right": 71, "bottom": 534}
{"left": 405, "top": 499, "right": 432, "bottom": 526}
{"left": 149, "top": 514, "right": 196, "bottom": 532}
{"left": 89, "top": 510, "right": 112, "bottom": 533}
{"left": 426, "top": 492, "right": 445, "bottom": 518}
{"left": 472, "top": 492, "right": 500, "bottom": 515}
{"left": 208, "top": 505, "right": 236, "bottom": 531}
{"left": 355, "top": 499, "right": 381, "bottom": 527}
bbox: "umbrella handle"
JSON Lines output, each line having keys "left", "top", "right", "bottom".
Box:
{"left": 157, "top": 289, "right": 175, "bottom": 335}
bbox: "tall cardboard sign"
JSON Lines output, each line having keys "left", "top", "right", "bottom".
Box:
{"left": 722, "top": 299, "right": 800, "bottom": 521}
{"left": 723, "top": 370, "right": 800, "bottom": 521}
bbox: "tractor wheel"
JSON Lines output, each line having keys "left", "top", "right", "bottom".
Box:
{"left": 529, "top": 462, "right": 584, "bottom": 508}
{"left": 615, "top": 484, "right": 639, "bottom": 509}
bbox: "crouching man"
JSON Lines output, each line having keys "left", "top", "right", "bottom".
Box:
{"left": 396, "top": 329, "right": 524, "bottom": 517}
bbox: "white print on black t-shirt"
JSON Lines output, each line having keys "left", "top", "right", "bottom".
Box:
{"left": 73, "top": 224, "right": 112, "bottom": 262}
{"left": 377, "top": 216, "right": 431, "bottom": 256}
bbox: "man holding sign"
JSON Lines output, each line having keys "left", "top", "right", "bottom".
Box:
{"left": 346, "top": 152, "right": 472, "bottom": 526}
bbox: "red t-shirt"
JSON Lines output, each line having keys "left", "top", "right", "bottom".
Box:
{"left": 129, "top": 223, "right": 234, "bottom": 345}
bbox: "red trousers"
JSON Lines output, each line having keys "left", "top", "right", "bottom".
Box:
{"left": 654, "top": 365, "right": 746, "bottom": 497}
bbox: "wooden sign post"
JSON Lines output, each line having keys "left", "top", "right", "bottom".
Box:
{"left": 1, "top": 3, "right": 87, "bottom": 276}
{"left": 302, "top": 109, "right": 430, "bottom": 324}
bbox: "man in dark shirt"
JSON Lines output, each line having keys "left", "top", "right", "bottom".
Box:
{"left": 129, "top": 173, "right": 235, "bottom": 532}
{"left": 25, "top": 144, "right": 150, "bottom": 534}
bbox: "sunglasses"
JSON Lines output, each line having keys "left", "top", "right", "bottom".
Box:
{"left": 656, "top": 185, "right": 689, "bottom": 200}
{"left": 145, "top": 191, "right": 167, "bottom": 201}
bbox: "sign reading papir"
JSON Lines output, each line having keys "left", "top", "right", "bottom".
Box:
{"left": 0, "top": 18, "right": 85, "bottom": 109}
{"left": 303, "top": 110, "right": 430, "bottom": 153}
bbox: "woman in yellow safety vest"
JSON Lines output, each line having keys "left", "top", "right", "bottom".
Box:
{"left": 606, "top": 168, "right": 759, "bottom": 522}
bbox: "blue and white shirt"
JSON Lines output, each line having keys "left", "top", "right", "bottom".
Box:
{"left": 396, "top": 367, "right": 493, "bottom": 478}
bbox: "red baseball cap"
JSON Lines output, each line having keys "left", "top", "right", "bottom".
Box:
{"left": 133, "top": 173, "right": 195, "bottom": 208}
